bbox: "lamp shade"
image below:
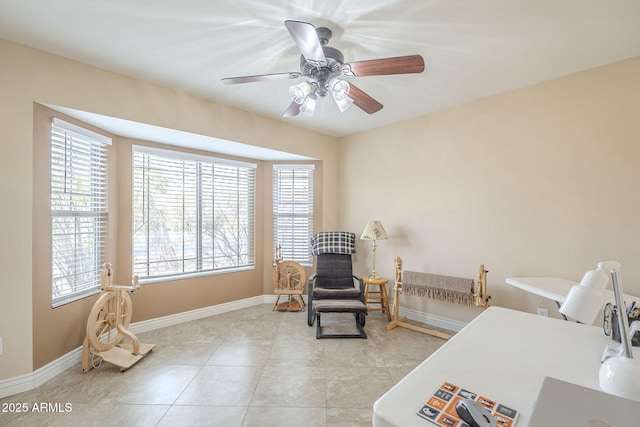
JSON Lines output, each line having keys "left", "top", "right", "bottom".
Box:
{"left": 334, "top": 96, "right": 353, "bottom": 112}
{"left": 330, "top": 79, "right": 350, "bottom": 102}
{"left": 600, "top": 356, "right": 640, "bottom": 401}
{"left": 558, "top": 269, "right": 607, "bottom": 325}
{"left": 360, "top": 220, "right": 388, "bottom": 241}
{"left": 299, "top": 94, "right": 317, "bottom": 116}
{"left": 289, "top": 81, "right": 312, "bottom": 104}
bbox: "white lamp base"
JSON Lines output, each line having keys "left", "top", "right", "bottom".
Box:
{"left": 599, "top": 356, "right": 640, "bottom": 402}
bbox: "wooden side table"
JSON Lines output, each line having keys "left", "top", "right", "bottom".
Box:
{"left": 363, "top": 276, "right": 391, "bottom": 321}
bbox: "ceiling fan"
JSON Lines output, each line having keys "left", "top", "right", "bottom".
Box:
{"left": 221, "top": 20, "right": 425, "bottom": 118}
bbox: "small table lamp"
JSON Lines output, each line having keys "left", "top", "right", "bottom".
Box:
{"left": 360, "top": 220, "right": 388, "bottom": 279}
{"left": 559, "top": 261, "right": 640, "bottom": 401}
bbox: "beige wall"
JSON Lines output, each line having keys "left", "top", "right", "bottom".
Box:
{"left": 2, "top": 34, "right": 639, "bottom": 383}
{"left": 342, "top": 56, "right": 640, "bottom": 324}
{"left": 0, "top": 39, "right": 338, "bottom": 379}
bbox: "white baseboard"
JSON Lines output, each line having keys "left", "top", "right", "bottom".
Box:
{"left": 0, "top": 295, "right": 267, "bottom": 399}
{"left": 0, "top": 343, "right": 83, "bottom": 399}
{"left": 398, "top": 307, "right": 468, "bottom": 333}
{"left": 128, "top": 295, "right": 266, "bottom": 334}
{"left": 0, "top": 295, "right": 462, "bottom": 399}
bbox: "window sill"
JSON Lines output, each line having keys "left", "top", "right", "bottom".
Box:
{"left": 138, "top": 266, "right": 256, "bottom": 286}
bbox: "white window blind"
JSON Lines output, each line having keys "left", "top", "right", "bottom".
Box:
{"left": 273, "top": 164, "right": 314, "bottom": 266}
{"left": 51, "top": 118, "right": 111, "bottom": 307}
{"left": 133, "top": 146, "right": 255, "bottom": 280}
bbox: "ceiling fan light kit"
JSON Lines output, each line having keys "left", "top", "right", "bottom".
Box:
{"left": 221, "top": 20, "right": 425, "bottom": 118}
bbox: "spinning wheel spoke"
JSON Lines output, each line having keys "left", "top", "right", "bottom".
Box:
{"left": 274, "top": 262, "right": 305, "bottom": 289}
{"left": 95, "top": 322, "right": 111, "bottom": 339}
{"left": 118, "top": 300, "right": 128, "bottom": 321}
{"left": 86, "top": 290, "right": 133, "bottom": 352}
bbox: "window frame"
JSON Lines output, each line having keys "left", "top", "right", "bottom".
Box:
{"left": 50, "top": 118, "right": 111, "bottom": 307}
{"left": 132, "top": 145, "right": 256, "bottom": 282}
{"left": 272, "top": 164, "right": 315, "bottom": 267}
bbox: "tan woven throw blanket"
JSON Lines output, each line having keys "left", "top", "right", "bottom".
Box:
{"left": 402, "top": 270, "right": 474, "bottom": 306}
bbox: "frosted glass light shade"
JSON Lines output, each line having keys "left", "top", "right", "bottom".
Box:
{"left": 329, "top": 78, "right": 353, "bottom": 112}
{"left": 289, "top": 82, "right": 312, "bottom": 104}
{"left": 334, "top": 96, "right": 353, "bottom": 112}
{"left": 330, "top": 79, "right": 350, "bottom": 101}
{"left": 299, "top": 95, "right": 317, "bottom": 116}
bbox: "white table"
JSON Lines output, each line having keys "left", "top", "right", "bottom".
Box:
{"left": 372, "top": 306, "right": 640, "bottom": 427}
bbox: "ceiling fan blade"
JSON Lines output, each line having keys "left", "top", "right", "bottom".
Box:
{"left": 221, "top": 72, "right": 301, "bottom": 85}
{"left": 282, "top": 101, "right": 301, "bottom": 117}
{"left": 284, "top": 20, "right": 327, "bottom": 67}
{"left": 348, "top": 83, "right": 383, "bottom": 114}
{"left": 342, "top": 54, "right": 425, "bottom": 77}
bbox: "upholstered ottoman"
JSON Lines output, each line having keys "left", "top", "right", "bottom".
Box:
{"left": 314, "top": 299, "right": 367, "bottom": 339}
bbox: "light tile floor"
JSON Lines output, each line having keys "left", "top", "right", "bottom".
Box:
{"left": 0, "top": 304, "right": 448, "bottom": 426}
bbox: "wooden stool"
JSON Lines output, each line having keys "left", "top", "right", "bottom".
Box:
{"left": 363, "top": 276, "right": 391, "bottom": 321}
{"left": 314, "top": 299, "right": 367, "bottom": 339}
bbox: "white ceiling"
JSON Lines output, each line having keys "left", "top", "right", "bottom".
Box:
{"left": 1, "top": 0, "right": 640, "bottom": 138}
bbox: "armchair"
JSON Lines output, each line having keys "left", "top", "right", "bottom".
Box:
{"left": 307, "top": 232, "right": 366, "bottom": 332}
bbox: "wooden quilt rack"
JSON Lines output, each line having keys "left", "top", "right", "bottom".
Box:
{"left": 386, "top": 257, "right": 490, "bottom": 339}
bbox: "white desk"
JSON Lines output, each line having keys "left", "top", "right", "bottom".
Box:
{"left": 372, "top": 306, "right": 640, "bottom": 427}
{"left": 506, "top": 277, "right": 639, "bottom": 320}
{"left": 505, "top": 277, "right": 576, "bottom": 304}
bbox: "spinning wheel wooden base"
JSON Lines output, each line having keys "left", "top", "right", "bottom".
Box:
{"left": 87, "top": 343, "right": 156, "bottom": 372}
{"left": 82, "top": 263, "right": 155, "bottom": 373}
{"left": 272, "top": 247, "right": 307, "bottom": 312}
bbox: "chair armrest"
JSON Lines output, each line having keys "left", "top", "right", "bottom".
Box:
{"left": 308, "top": 274, "right": 318, "bottom": 299}
{"left": 308, "top": 274, "right": 318, "bottom": 289}
{"left": 353, "top": 275, "right": 363, "bottom": 287}
{"left": 354, "top": 276, "right": 365, "bottom": 301}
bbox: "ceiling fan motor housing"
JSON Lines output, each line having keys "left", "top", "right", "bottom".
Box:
{"left": 299, "top": 28, "right": 344, "bottom": 98}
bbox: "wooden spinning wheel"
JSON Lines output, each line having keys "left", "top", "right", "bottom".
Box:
{"left": 272, "top": 246, "right": 307, "bottom": 311}
{"left": 81, "top": 263, "right": 155, "bottom": 373}
{"left": 273, "top": 261, "right": 306, "bottom": 289}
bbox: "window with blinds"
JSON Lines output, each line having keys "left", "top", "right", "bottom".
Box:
{"left": 273, "top": 164, "right": 315, "bottom": 267}
{"left": 133, "top": 146, "right": 256, "bottom": 280}
{"left": 51, "top": 118, "right": 111, "bottom": 307}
